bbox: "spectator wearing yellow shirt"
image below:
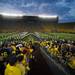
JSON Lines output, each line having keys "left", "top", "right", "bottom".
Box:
{"left": 5, "top": 55, "right": 21, "bottom": 75}
{"left": 16, "top": 55, "right": 26, "bottom": 75}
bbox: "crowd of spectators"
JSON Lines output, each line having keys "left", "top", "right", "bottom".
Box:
{"left": 40, "top": 39, "right": 75, "bottom": 70}
{"left": 0, "top": 41, "right": 33, "bottom": 75}
{"left": 0, "top": 38, "right": 75, "bottom": 75}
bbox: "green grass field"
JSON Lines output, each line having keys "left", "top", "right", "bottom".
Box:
{"left": 0, "top": 32, "right": 75, "bottom": 42}
{"left": 39, "top": 32, "right": 75, "bottom": 40}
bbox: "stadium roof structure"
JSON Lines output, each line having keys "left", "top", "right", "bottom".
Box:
{"left": 0, "top": 13, "right": 58, "bottom": 22}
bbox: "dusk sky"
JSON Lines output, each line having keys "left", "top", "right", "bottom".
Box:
{"left": 0, "top": 0, "right": 75, "bottom": 23}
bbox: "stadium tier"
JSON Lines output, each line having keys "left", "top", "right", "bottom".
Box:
{"left": 0, "top": 15, "right": 60, "bottom": 32}
{"left": 0, "top": 15, "right": 75, "bottom": 32}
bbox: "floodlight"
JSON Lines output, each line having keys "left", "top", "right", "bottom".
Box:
{"left": 38, "top": 15, "right": 58, "bottom": 19}
{"left": 0, "top": 12, "right": 24, "bottom": 18}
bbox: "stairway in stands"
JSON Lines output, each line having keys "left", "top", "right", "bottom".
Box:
{"left": 28, "top": 47, "right": 53, "bottom": 75}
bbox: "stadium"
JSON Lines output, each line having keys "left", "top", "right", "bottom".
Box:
{"left": 0, "top": 12, "right": 75, "bottom": 75}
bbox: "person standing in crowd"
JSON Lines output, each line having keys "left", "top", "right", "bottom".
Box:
{"left": 16, "top": 55, "right": 26, "bottom": 75}
{"left": 0, "top": 52, "right": 5, "bottom": 75}
{"left": 5, "top": 55, "right": 21, "bottom": 75}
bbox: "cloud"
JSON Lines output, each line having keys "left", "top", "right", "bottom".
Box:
{"left": 53, "top": 0, "right": 74, "bottom": 22}
{"left": 21, "top": 2, "right": 38, "bottom": 8}
{"left": 0, "top": 3, "right": 24, "bottom": 14}
{"left": 38, "top": 1, "right": 71, "bottom": 15}
{"left": 65, "top": 0, "right": 75, "bottom": 3}
{"left": 31, "top": 0, "right": 60, "bottom": 4}
{"left": 20, "top": 1, "right": 71, "bottom": 19}
{"left": 38, "top": 3, "right": 51, "bottom": 14}
{"left": 21, "top": 2, "right": 57, "bottom": 15}
{"left": 69, "top": 8, "right": 75, "bottom": 17}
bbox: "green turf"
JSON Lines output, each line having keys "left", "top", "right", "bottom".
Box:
{"left": 39, "top": 32, "right": 75, "bottom": 40}
{"left": 0, "top": 32, "right": 75, "bottom": 42}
